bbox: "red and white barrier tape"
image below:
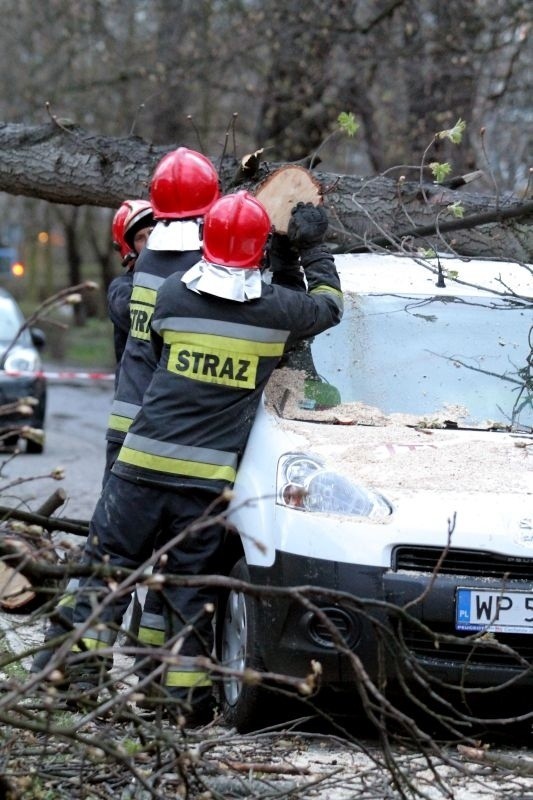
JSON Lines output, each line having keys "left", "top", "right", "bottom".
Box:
{"left": 5, "top": 370, "right": 115, "bottom": 381}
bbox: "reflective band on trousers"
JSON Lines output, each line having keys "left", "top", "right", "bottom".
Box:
{"left": 163, "top": 655, "right": 213, "bottom": 688}
{"left": 138, "top": 612, "right": 165, "bottom": 647}
{"left": 164, "top": 669, "right": 212, "bottom": 688}
{"left": 139, "top": 612, "right": 165, "bottom": 631}
{"left": 71, "top": 629, "right": 115, "bottom": 652}
{"left": 138, "top": 626, "right": 166, "bottom": 646}
{"left": 58, "top": 578, "right": 79, "bottom": 608}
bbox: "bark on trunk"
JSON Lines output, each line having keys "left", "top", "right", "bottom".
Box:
{"left": 0, "top": 121, "right": 531, "bottom": 262}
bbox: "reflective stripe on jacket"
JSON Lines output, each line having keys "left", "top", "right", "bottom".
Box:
{"left": 106, "top": 247, "right": 202, "bottom": 444}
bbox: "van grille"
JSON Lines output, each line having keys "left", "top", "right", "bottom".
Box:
{"left": 393, "top": 546, "right": 533, "bottom": 580}
{"left": 400, "top": 623, "right": 533, "bottom": 669}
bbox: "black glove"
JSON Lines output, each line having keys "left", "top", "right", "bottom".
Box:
{"left": 267, "top": 232, "right": 306, "bottom": 291}
{"left": 287, "top": 202, "right": 328, "bottom": 249}
{"left": 268, "top": 232, "right": 299, "bottom": 272}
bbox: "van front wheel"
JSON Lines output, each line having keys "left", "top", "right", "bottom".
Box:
{"left": 217, "top": 558, "right": 270, "bottom": 732}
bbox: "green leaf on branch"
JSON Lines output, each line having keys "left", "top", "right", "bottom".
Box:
{"left": 337, "top": 112, "right": 359, "bottom": 137}
{"left": 437, "top": 118, "right": 466, "bottom": 144}
{"left": 430, "top": 161, "right": 452, "bottom": 182}
{"left": 447, "top": 201, "right": 465, "bottom": 218}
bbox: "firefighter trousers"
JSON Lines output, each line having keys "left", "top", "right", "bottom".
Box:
{"left": 71, "top": 473, "right": 226, "bottom": 700}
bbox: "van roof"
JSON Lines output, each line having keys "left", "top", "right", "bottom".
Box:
{"left": 333, "top": 253, "right": 532, "bottom": 299}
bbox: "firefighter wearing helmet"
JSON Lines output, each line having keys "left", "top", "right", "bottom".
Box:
{"left": 109, "top": 200, "right": 155, "bottom": 371}
{"left": 112, "top": 199, "right": 154, "bottom": 265}
{"left": 31, "top": 149, "right": 219, "bottom": 683}
{"left": 100, "top": 149, "right": 220, "bottom": 694}
{"left": 48, "top": 190, "right": 343, "bottom": 726}
{"left": 105, "top": 147, "right": 221, "bottom": 483}
{"left": 29, "top": 197, "right": 155, "bottom": 677}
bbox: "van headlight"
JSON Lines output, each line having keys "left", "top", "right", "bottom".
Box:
{"left": 277, "top": 453, "right": 392, "bottom": 519}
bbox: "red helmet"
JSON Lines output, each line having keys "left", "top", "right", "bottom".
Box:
{"left": 112, "top": 200, "right": 153, "bottom": 258}
{"left": 202, "top": 191, "right": 271, "bottom": 269}
{"left": 150, "top": 147, "right": 220, "bottom": 220}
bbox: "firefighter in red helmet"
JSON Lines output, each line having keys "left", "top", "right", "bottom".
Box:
{"left": 30, "top": 152, "right": 218, "bottom": 679}
{"left": 112, "top": 199, "right": 154, "bottom": 265}
{"left": 29, "top": 199, "right": 155, "bottom": 677}
{"left": 44, "top": 190, "right": 343, "bottom": 727}
{"left": 109, "top": 199, "right": 155, "bottom": 373}
{"left": 105, "top": 150, "right": 221, "bottom": 688}
{"left": 149, "top": 148, "right": 222, "bottom": 220}
{"left": 105, "top": 147, "right": 220, "bottom": 482}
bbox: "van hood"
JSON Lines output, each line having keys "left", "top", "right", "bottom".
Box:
{"left": 274, "top": 416, "right": 532, "bottom": 500}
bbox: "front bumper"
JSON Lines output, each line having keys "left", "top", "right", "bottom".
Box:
{"left": 249, "top": 550, "right": 533, "bottom": 692}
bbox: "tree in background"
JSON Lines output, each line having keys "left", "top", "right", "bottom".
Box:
{"left": 0, "top": 0, "right": 529, "bottom": 313}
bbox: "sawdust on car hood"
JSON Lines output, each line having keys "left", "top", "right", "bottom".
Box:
{"left": 264, "top": 369, "right": 532, "bottom": 498}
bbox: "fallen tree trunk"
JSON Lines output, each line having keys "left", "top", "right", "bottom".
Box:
{"left": 0, "top": 121, "right": 531, "bottom": 261}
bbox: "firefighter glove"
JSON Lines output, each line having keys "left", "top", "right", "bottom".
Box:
{"left": 287, "top": 202, "right": 328, "bottom": 249}
{"left": 268, "top": 232, "right": 299, "bottom": 272}
{"left": 268, "top": 232, "right": 306, "bottom": 290}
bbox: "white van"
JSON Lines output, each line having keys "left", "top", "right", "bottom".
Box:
{"left": 219, "top": 253, "right": 533, "bottom": 731}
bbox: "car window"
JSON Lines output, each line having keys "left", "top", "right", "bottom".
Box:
{"left": 279, "top": 290, "right": 532, "bottom": 432}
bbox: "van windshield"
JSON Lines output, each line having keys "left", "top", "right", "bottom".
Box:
{"left": 276, "top": 291, "right": 532, "bottom": 432}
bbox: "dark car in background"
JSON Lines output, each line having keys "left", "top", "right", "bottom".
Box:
{"left": 0, "top": 288, "right": 46, "bottom": 453}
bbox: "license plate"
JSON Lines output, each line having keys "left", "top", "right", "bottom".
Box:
{"left": 455, "top": 587, "right": 533, "bottom": 634}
